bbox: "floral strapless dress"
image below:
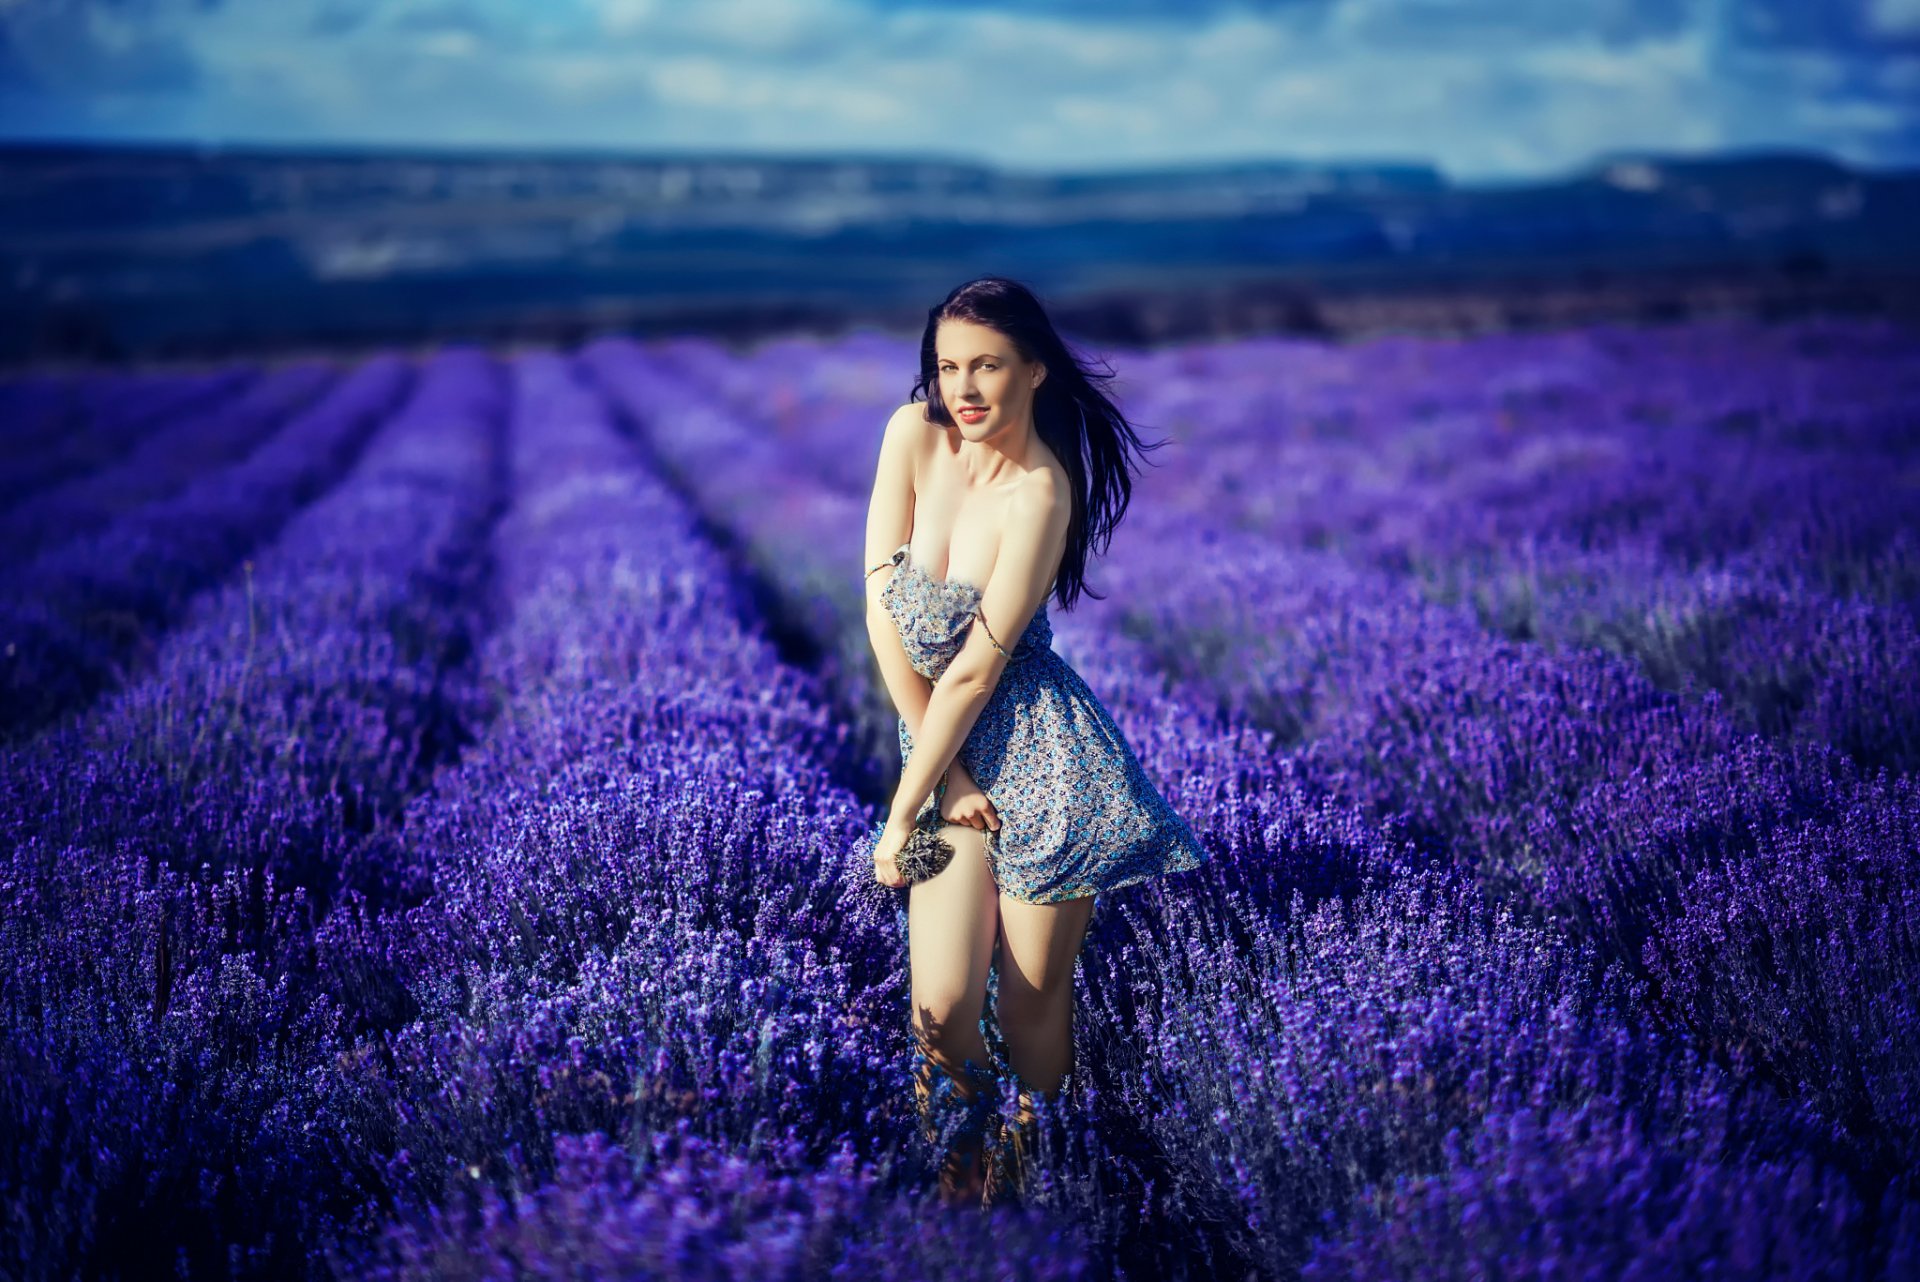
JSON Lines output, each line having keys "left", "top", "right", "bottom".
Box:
{"left": 858, "top": 540, "right": 1208, "bottom": 904}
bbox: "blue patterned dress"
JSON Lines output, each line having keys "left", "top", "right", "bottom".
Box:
{"left": 860, "top": 540, "right": 1208, "bottom": 904}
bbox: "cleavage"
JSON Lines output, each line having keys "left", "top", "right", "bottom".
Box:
{"left": 912, "top": 539, "right": 984, "bottom": 593}
{"left": 914, "top": 454, "right": 1003, "bottom": 589}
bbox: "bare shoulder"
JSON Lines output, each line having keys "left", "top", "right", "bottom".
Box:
{"left": 871, "top": 401, "right": 926, "bottom": 484}
{"left": 1010, "top": 456, "right": 1070, "bottom": 539}
{"left": 885, "top": 400, "right": 937, "bottom": 456}
{"left": 888, "top": 400, "right": 934, "bottom": 433}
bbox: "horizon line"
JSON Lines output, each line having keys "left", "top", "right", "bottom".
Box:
{"left": 1, "top": 135, "right": 1911, "bottom": 187}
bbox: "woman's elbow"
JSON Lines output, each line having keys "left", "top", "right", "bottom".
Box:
{"left": 940, "top": 659, "right": 1000, "bottom": 702}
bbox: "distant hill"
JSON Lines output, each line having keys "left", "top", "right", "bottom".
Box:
{"left": 1, "top": 140, "right": 1916, "bottom": 363}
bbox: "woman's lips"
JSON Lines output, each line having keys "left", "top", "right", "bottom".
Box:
{"left": 957, "top": 406, "right": 987, "bottom": 421}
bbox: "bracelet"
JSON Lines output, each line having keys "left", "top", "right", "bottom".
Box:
{"left": 973, "top": 608, "right": 1011, "bottom": 658}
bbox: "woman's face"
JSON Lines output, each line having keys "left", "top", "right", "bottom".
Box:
{"left": 935, "top": 318, "right": 1045, "bottom": 442}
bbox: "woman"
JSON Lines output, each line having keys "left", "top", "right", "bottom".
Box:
{"left": 859, "top": 276, "right": 1210, "bottom": 1208}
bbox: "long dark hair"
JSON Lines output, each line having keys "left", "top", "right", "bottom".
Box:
{"left": 909, "top": 275, "right": 1167, "bottom": 612}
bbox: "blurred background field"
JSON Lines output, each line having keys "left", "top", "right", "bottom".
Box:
{"left": 4, "top": 142, "right": 1919, "bottom": 362}
{"left": 5, "top": 3, "right": 1920, "bottom": 1281}
{"left": 6, "top": 1, "right": 1920, "bottom": 364}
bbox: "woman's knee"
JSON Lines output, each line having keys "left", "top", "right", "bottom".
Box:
{"left": 910, "top": 996, "right": 993, "bottom": 1085}
{"left": 906, "top": 827, "right": 998, "bottom": 1029}
{"left": 910, "top": 954, "right": 992, "bottom": 1064}
{"left": 911, "top": 977, "right": 981, "bottom": 1036}
{"left": 995, "top": 973, "right": 1073, "bottom": 1036}
{"left": 994, "top": 894, "right": 1094, "bottom": 1032}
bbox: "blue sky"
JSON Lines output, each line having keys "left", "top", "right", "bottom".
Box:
{"left": 2, "top": 0, "right": 1917, "bottom": 181}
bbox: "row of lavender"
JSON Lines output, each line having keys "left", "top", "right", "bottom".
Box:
{"left": 320, "top": 351, "right": 1105, "bottom": 1278}
{"left": 0, "top": 356, "right": 413, "bottom": 738}
{"left": 576, "top": 335, "right": 1915, "bottom": 1278}
{"left": 3, "top": 317, "right": 1914, "bottom": 1277}
{"left": 4, "top": 345, "right": 1093, "bottom": 1279}
{"left": 669, "top": 320, "right": 1920, "bottom": 1158}
{"left": 1115, "top": 317, "right": 1920, "bottom": 779}
{"left": 0, "top": 363, "right": 317, "bottom": 570}
{"left": 2, "top": 347, "right": 510, "bottom": 1278}
{"left": 1106, "top": 503, "right": 1920, "bottom": 1188}
{"left": 683, "top": 317, "right": 1920, "bottom": 775}
{"left": 0, "top": 361, "right": 257, "bottom": 510}
{"left": 1082, "top": 321, "right": 1920, "bottom": 1202}
{"left": 1153, "top": 320, "right": 1917, "bottom": 1270}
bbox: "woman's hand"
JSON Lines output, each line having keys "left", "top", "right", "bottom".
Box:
{"left": 940, "top": 760, "right": 1000, "bottom": 834}
{"left": 871, "top": 818, "right": 912, "bottom": 890}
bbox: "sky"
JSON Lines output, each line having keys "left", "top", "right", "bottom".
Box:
{"left": 2, "top": 0, "right": 1918, "bottom": 182}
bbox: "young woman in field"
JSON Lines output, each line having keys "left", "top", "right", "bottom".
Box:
{"left": 859, "top": 276, "right": 1210, "bottom": 1208}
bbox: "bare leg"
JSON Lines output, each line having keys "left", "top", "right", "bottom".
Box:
{"left": 984, "top": 888, "right": 1096, "bottom": 1206}
{"left": 906, "top": 821, "right": 1001, "bottom": 1204}
{"left": 994, "top": 890, "right": 1096, "bottom": 1092}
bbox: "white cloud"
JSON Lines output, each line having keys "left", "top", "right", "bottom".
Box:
{"left": 2, "top": 0, "right": 1915, "bottom": 178}
{"left": 595, "top": 0, "right": 663, "bottom": 38}
{"left": 1868, "top": 0, "right": 1920, "bottom": 38}
{"left": 1793, "top": 96, "right": 1911, "bottom": 134}
{"left": 418, "top": 29, "right": 480, "bottom": 57}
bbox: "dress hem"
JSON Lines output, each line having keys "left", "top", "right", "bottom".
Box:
{"left": 990, "top": 828, "right": 1210, "bottom": 905}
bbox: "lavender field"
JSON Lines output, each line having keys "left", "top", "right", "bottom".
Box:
{"left": 4, "top": 314, "right": 1919, "bottom": 1281}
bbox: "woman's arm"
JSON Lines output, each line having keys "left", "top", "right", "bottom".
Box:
{"left": 864, "top": 403, "right": 937, "bottom": 739}
{"left": 886, "top": 470, "right": 1068, "bottom": 832}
